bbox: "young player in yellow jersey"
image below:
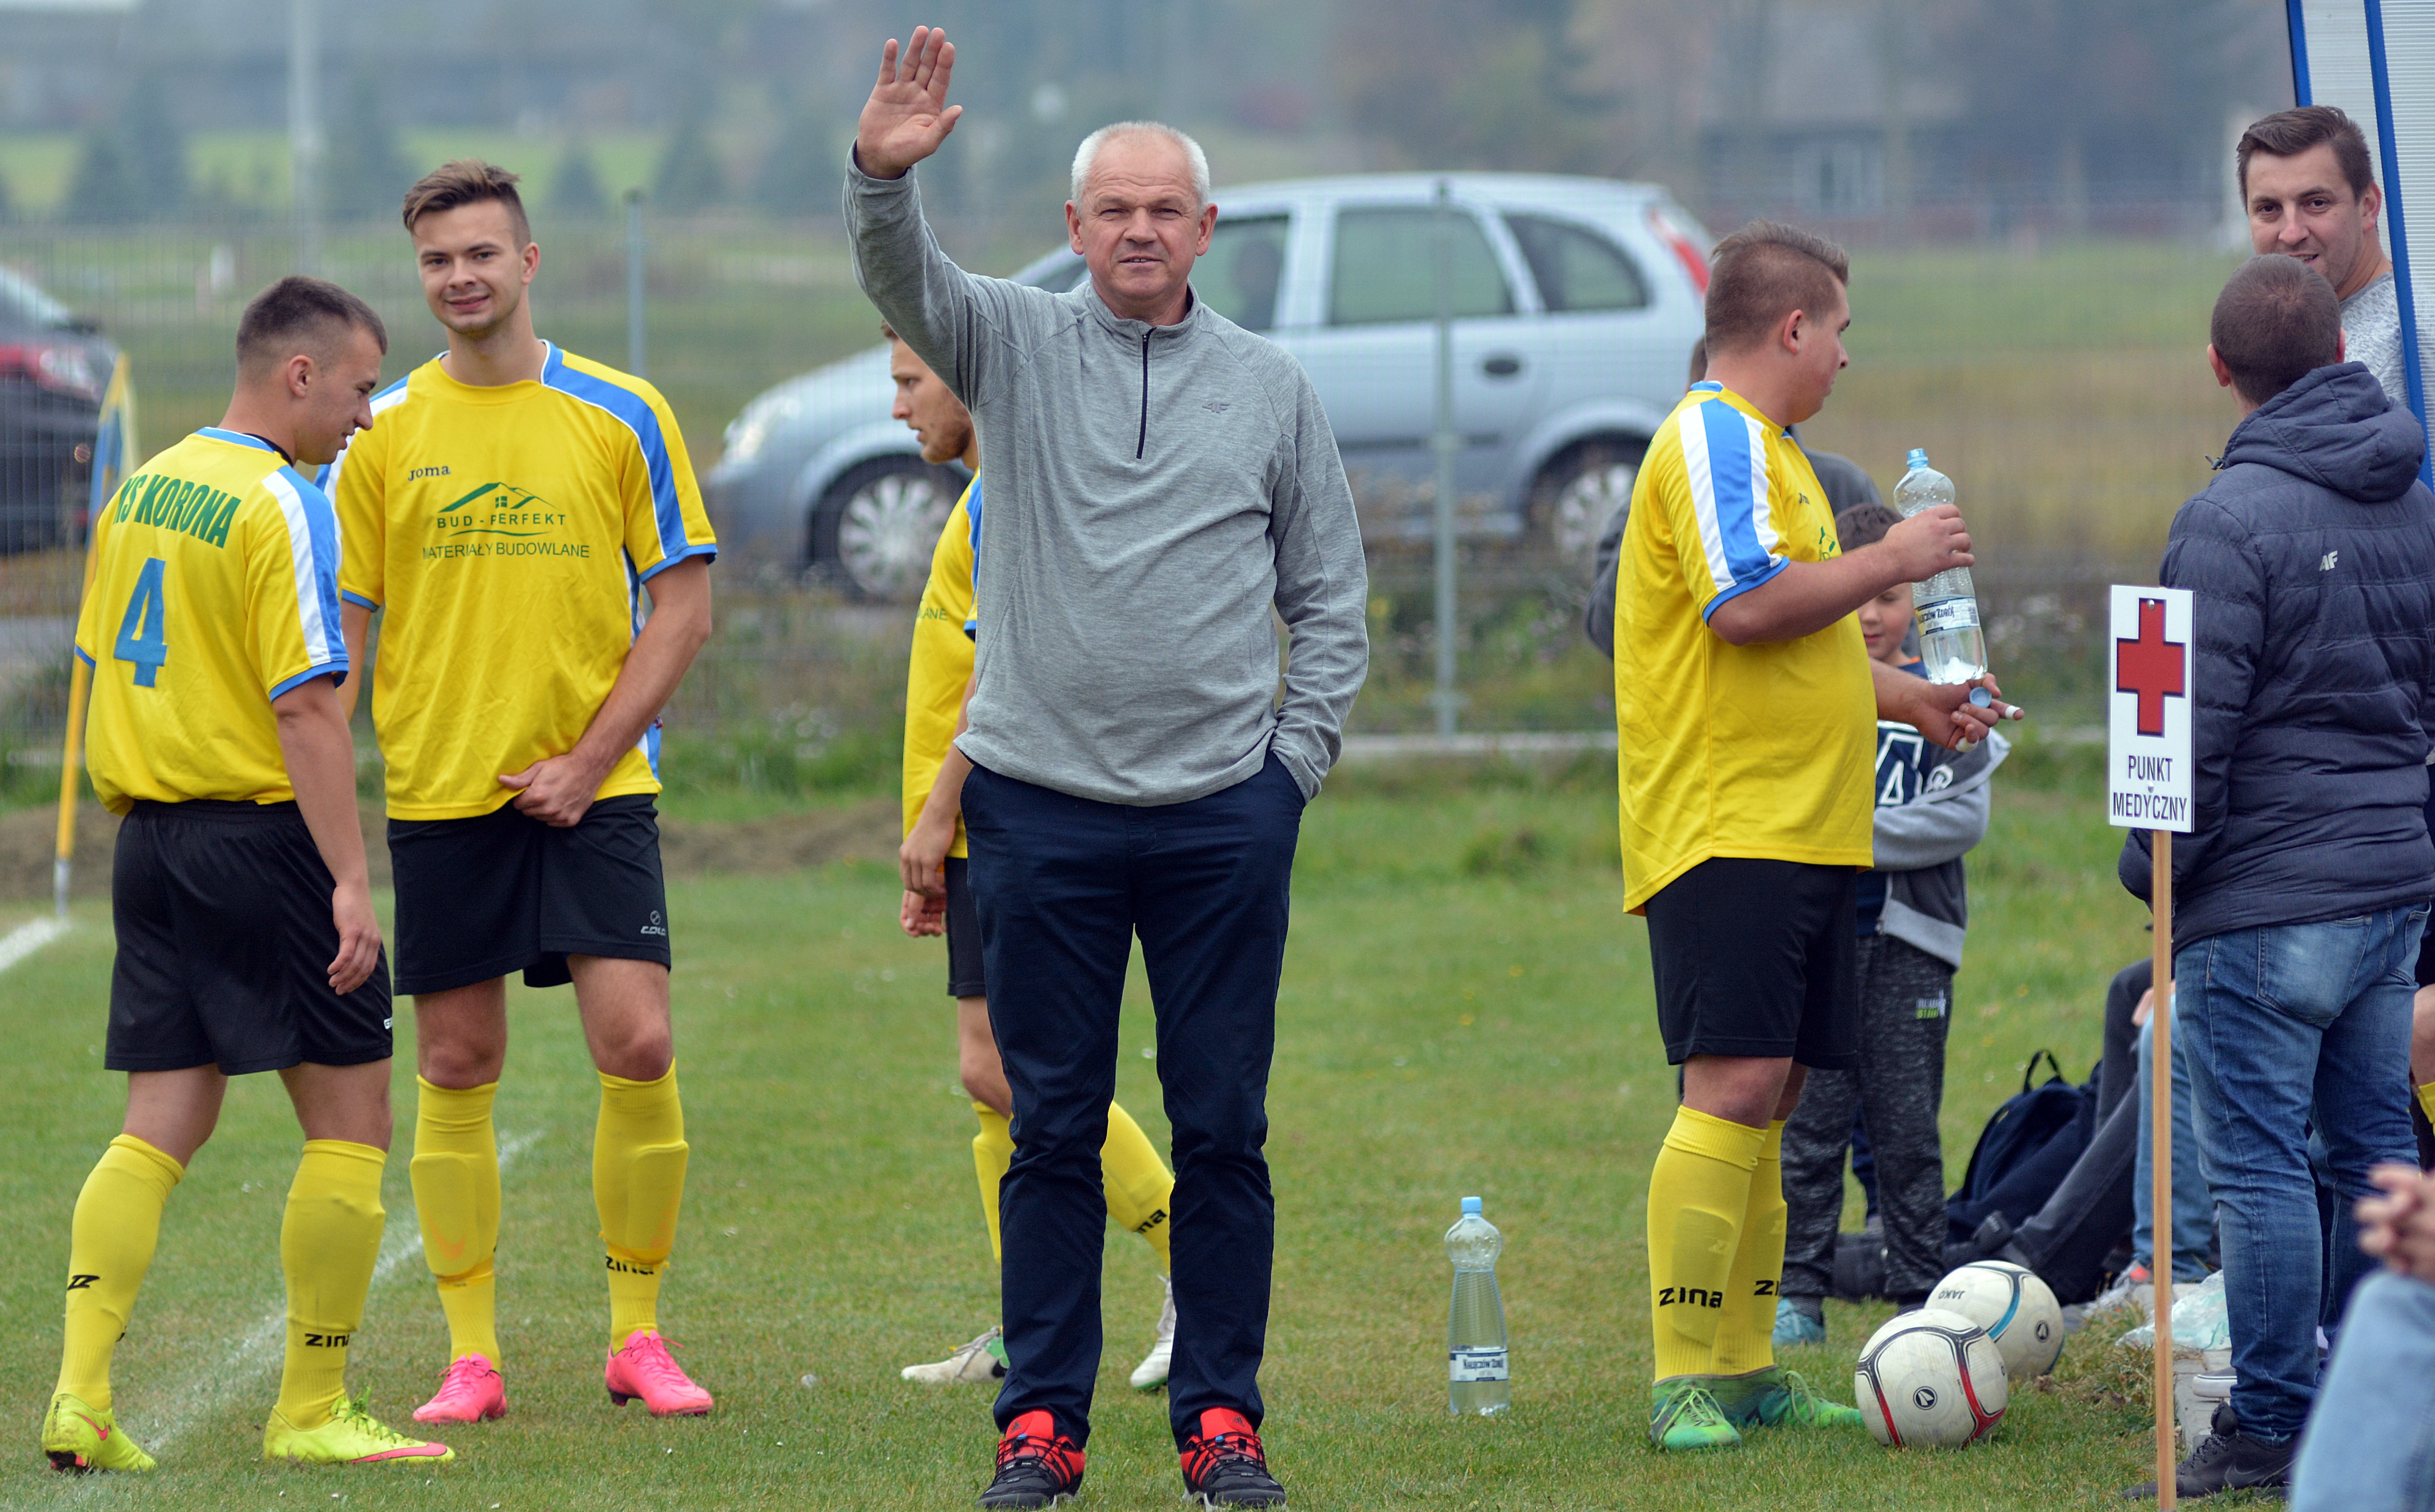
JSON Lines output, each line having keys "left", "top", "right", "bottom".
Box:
{"left": 323, "top": 162, "right": 718, "bottom": 1424}
{"left": 882, "top": 327, "right": 1179, "bottom": 1390}
{"left": 1613, "top": 222, "right": 2014, "bottom": 1451}
{"left": 44, "top": 277, "right": 453, "bottom": 1473}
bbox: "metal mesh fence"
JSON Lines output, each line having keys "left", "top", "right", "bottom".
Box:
{"left": 0, "top": 214, "right": 2229, "bottom": 802}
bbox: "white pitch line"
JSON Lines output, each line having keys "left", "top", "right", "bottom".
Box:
{"left": 145, "top": 1126, "right": 544, "bottom": 1452}
{"left": 0, "top": 915, "right": 68, "bottom": 974}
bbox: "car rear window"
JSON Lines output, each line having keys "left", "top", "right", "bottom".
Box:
{"left": 0, "top": 264, "right": 75, "bottom": 330}
{"left": 1329, "top": 207, "right": 1513, "bottom": 325}
{"left": 1196, "top": 215, "right": 1289, "bottom": 331}
{"left": 1503, "top": 214, "right": 1649, "bottom": 312}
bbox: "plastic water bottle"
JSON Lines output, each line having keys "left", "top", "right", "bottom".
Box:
{"left": 1445, "top": 1196, "right": 1511, "bottom": 1416}
{"left": 1892, "top": 447, "right": 1989, "bottom": 685}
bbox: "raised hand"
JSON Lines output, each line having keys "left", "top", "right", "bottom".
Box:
{"left": 857, "top": 26, "right": 962, "bottom": 179}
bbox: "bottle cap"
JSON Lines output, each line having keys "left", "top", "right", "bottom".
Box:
{"left": 1906, "top": 447, "right": 1930, "bottom": 470}
{"left": 1461, "top": 1196, "right": 1483, "bottom": 1215}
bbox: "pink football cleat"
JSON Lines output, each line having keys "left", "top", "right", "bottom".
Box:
{"left": 604, "top": 1330, "right": 713, "bottom": 1417}
{"left": 413, "top": 1354, "right": 507, "bottom": 1424}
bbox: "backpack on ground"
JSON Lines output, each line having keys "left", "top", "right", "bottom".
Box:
{"left": 1945, "top": 1050, "right": 2096, "bottom": 1248}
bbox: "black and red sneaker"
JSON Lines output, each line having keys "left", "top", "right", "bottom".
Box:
{"left": 1179, "top": 1408, "right": 1286, "bottom": 1508}
{"left": 978, "top": 1410, "right": 1085, "bottom": 1510}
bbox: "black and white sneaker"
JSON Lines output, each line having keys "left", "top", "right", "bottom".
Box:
{"left": 1179, "top": 1408, "right": 1285, "bottom": 1508}
{"left": 2119, "top": 1402, "right": 2293, "bottom": 1500}
{"left": 979, "top": 1410, "right": 1085, "bottom": 1510}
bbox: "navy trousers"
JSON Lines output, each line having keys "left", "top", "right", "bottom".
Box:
{"left": 962, "top": 751, "right": 1304, "bottom": 1450}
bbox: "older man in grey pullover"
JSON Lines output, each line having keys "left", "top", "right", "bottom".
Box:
{"left": 850, "top": 27, "right": 1365, "bottom": 1511}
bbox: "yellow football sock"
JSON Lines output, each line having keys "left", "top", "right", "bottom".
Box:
{"left": 55, "top": 1134, "right": 184, "bottom": 1411}
{"left": 972, "top": 1103, "right": 1013, "bottom": 1262}
{"left": 596, "top": 1067, "right": 687, "bottom": 1350}
{"left": 275, "top": 1140, "right": 386, "bottom": 1431}
{"left": 2418, "top": 1080, "right": 2435, "bottom": 1128}
{"left": 1647, "top": 1105, "right": 1765, "bottom": 1383}
{"left": 410, "top": 1078, "right": 501, "bottom": 1365}
{"left": 1710, "top": 1119, "right": 1789, "bottom": 1378}
{"left": 1102, "top": 1101, "right": 1174, "bottom": 1272}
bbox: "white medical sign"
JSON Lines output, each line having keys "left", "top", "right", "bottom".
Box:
{"left": 2108, "top": 585, "right": 2194, "bottom": 833}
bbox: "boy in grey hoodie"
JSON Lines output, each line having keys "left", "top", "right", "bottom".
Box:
{"left": 1776, "top": 502, "right": 2007, "bottom": 1340}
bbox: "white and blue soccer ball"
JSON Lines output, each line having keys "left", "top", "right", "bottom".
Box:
{"left": 1930, "top": 1260, "right": 2066, "bottom": 1380}
{"left": 1854, "top": 1307, "right": 2009, "bottom": 1448}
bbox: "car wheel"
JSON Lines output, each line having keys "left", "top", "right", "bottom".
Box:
{"left": 1531, "top": 437, "right": 1647, "bottom": 568}
{"left": 810, "top": 456, "right": 965, "bottom": 601}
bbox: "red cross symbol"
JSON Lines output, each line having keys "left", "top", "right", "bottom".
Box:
{"left": 2115, "top": 596, "right": 2186, "bottom": 737}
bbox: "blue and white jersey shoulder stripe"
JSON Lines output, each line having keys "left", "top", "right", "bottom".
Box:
{"left": 259, "top": 464, "right": 350, "bottom": 697}
{"left": 541, "top": 345, "right": 709, "bottom": 579}
{"left": 963, "top": 474, "right": 983, "bottom": 637}
{"left": 1676, "top": 383, "right": 1789, "bottom": 620}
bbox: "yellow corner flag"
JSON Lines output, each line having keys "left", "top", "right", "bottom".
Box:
{"left": 56, "top": 354, "right": 136, "bottom": 919}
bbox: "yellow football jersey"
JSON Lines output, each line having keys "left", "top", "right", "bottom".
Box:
{"left": 325, "top": 345, "right": 716, "bottom": 820}
{"left": 1613, "top": 381, "right": 1874, "bottom": 913}
{"left": 75, "top": 428, "right": 349, "bottom": 814}
{"left": 902, "top": 477, "right": 979, "bottom": 858}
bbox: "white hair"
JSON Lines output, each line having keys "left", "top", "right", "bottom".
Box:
{"left": 1069, "top": 121, "right": 1211, "bottom": 209}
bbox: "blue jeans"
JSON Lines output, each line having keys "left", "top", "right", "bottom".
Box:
{"left": 2289, "top": 1270, "right": 2435, "bottom": 1511}
{"left": 2133, "top": 1000, "right": 2215, "bottom": 1281}
{"left": 2177, "top": 905, "right": 2427, "bottom": 1441}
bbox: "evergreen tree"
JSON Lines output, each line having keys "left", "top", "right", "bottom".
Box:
{"left": 552, "top": 143, "right": 610, "bottom": 219}
{"left": 753, "top": 98, "right": 831, "bottom": 216}
{"left": 326, "top": 68, "right": 414, "bottom": 221}
{"left": 119, "top": 75, "right": 187, "bottom": 215}
{"left": 61, "top": 130, "right": 141, "bottom": 224}
{"left": 652, "top": 110, "right": 726, "bottom": 214}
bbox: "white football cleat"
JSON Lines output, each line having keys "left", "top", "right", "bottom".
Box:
{"left": 1129, "top": 1274, "right": 1175, "bottom": 1391}
{"left": 901, "top": 1326, "right": 1007, "bottom": 1385}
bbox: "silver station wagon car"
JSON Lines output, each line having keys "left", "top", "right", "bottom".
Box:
{"left": 705, "top": 172, "right": 1711, "bottom": 598}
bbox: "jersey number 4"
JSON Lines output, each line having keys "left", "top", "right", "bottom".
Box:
{"left": 113, "top": 557, "right": 169, "bottom": 687}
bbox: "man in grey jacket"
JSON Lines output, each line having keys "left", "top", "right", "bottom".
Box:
{"left": 850, "top": 28, "right": 1366, "bottom": 1512}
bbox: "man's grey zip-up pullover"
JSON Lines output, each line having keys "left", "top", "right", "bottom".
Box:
{"left": 844, "top": 155, "right": 1369, "bottom": 806}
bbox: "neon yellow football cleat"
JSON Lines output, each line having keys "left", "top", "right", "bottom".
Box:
{"left": 262, "top": 1394, "right": 454, "bottom": 1466}
{"left": 1648, "top": 1379, "right": 1743, "bottom": 1451}
{"left": 42, "top": 1392, "right": 156, "bottom": 1473}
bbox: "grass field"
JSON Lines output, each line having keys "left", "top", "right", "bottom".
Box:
{"left": 0, "top": 751, "right": 2193, "bottom": 1510}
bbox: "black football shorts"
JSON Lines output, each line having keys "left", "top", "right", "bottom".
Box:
{"left": 387, "top": 794, "right": 670, "bottom": 996}
{"left": 943, "top": 855, "right": 984, "bottom": 999}
{"left": 1644, "top": 856, "right": 1861, "bottom": 1070}
{"left": 109, "top": 799, "right": 393, "bottom": 1074}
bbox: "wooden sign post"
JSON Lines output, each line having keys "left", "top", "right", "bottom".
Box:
{"left": 2108, "top": 584, "right": 2194, "bottom": 1506}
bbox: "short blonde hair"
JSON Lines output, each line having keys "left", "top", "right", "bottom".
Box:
{"left": 1070, "top": 122, "right": 1210, "bottom": 209}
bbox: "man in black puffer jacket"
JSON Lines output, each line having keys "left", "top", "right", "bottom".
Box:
{"left": 2118, "top": 253, "right": 2435, "bottom": 1500}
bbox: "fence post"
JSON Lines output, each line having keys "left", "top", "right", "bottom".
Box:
{"left": 625, "top": 189, "right": 648, "bottom": 380}
{"left": 287, "top": 0, "right": 322, "bottom": 274}
{"left": 1430, "top": 177, "right": 1459, "bottom": 738}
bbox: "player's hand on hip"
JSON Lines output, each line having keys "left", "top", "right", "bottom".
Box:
{"left": 901, "top": 888, "right": 946, "bottom": 937}
{"left": 498, "top": 753, "right": 604, "bottom": 828}
{"left": 1881, "top": 502, "right": 1973, "bottom": 582}
{"left": 857, "top": 27, "right": 962, "bottom": 179}
{"left": 327, "top": 878, "right": 382, "bottom": 995}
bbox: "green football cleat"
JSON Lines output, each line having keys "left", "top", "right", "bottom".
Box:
{"left": 262, "top": 1394, "right": 454, "bottom": 1465}
{"left": 42, "top": 1392, "right": 156, "bottom": 1473}
{"left": 1714, "top": 1367, "right": 1865, "bottom": 1430}
{"left": 1648, "top": 1380, "right": 1743, "bottom": 1451}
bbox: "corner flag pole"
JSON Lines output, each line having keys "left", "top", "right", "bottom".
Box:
{"left": 57, "top": 354, "right": 136, "bottom": 919}
{"left": 2150, "top": 828, "right": 2176, "bottom": 1508}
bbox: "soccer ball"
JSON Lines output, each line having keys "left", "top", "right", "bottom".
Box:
{"left": 1853, "top": 1308, "right": 2009, "bottom": 1448}
{"left": 1929, "top": 1260, "right": 2066, "bottom": 1379}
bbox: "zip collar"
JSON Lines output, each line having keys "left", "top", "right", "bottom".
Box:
{"left": 1081, "top": 281, "right": 1203, "bottom": 343}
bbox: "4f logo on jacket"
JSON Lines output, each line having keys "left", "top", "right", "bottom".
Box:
{"left": 2321, "top": 550, "right": 2340, "bottom": 571}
